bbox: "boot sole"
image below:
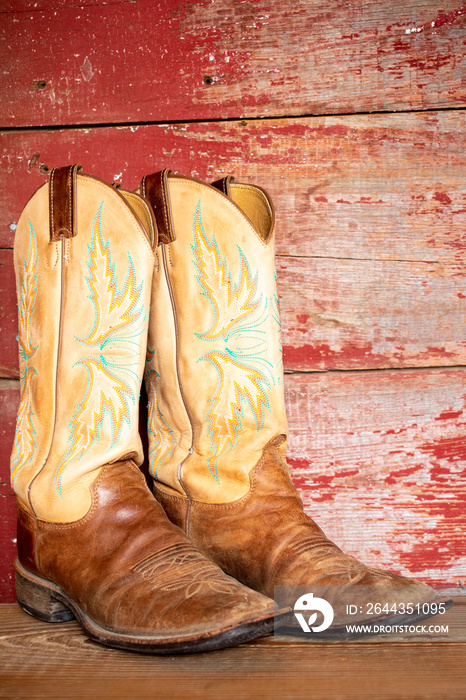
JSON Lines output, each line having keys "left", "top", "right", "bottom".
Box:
{"left": 15, "top": 559, "right": 291, "bottom": 654}
{"left": 278, "top": 597, "right": 454, "bottom": 639}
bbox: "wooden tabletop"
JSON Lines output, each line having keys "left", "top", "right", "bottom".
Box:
{"left": 0, "top": 600, "right": 465, "bottom": 699}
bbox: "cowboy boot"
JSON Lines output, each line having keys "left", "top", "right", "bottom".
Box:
{"left": 140, "top": 169, "right": 451, "bottom": 635}
{"left": 10, "top": 165, "right": 289, "bottom": 654}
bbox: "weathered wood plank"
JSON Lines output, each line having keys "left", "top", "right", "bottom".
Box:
{"left": 278, "top": 256, "right": 466, "bottom": 371}
{"left": 1, "top": 0, "right": 465, "bottom": 127}
{"left": 285, "top": 369, "right": 466, "bottom": 589}
{"left": 0, "top": 381, "right": 20, "bottom": 603}
{"left": 0, "top": 251, "right": 18, "bottom": 380}
{"left": 1, "top": 113, "right": 464, "bottom": 263}
{"left": 1, "top": 369, "right": 464, "bottom": 601}
{"left": 0, "top": 605, "right": 465, "bottom": 700}
{"left": 2, "top": 246, "right": 465, "bottom": 378}
{"left": 0, "top": 604, "right": 465, "bottom": 700}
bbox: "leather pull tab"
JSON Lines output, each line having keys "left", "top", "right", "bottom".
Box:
{"left": 211, "top": 175, "right": 235, "bottom": 198}
{"left": 140, "top": 169, "right": 175, "bottom": 245}
{"left": 49, "top": 164, "right": 82, "bottom": 242}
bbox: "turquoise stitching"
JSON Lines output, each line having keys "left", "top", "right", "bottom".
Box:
{"left": 191, "top": 203, "right": 280, "bottom": 481}
{"left": 145, "top": 359, "right": 176, "bottom": 479}
{"left": 54, "top": 203, "right": 146, "bottom": 496}
{"left": 11, "top": 220, "right": 39, "bottom": 487}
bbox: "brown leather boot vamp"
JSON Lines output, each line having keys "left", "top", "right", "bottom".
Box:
{"left": 16, "top": 461, "right": 290, "bottom": 653}
{"left": 154, "top": 437, "right": 452, "bottom": 636}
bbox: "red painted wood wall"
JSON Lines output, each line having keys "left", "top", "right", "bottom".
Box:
{"left": 1, "top": 0, "right": 465, "bottom": 601}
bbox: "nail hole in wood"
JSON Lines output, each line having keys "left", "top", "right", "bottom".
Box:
{"left": 31, "top": 80, "right": 47, "bottom": 91}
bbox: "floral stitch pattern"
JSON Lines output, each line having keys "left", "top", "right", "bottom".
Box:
{"left": 192, "top": 202, "right": 279, "bottom": 482}
{"left": 145, "top": 347, "right": 176, "bottom": 478}
{"left": 11, "top": 221, "right": 39, "bottom": 486}
{"left": 54, "top": 203, "right": 146, "bottom": 495}
{"left": 132, "top": 542, "right": 241, "bottom": 597}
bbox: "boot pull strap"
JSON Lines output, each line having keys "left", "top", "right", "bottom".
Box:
{"left": 211, "top": 175, "right": 235, "bottom": 198}
{"left": 140, "top": 169, "right": 176, "bottom": 245}
{"left": 49, "top": 164, "right": 82, "bottom": 242}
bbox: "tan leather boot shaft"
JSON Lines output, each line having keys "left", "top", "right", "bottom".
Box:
{"left": 11, "top": 168, "right": 156, "bottom": 521}
{"left": 11, "top": 166, "right": 289, "bottom": 653}
{"left": 142, "top": 173, "right": 288, "bottom": 503}
{"left": 142, "top": 170, "right": 448, "bottom": 635}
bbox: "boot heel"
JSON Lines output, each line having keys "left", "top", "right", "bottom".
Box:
{"left": 15, "top": 568, "right": 75, "bottom": 623}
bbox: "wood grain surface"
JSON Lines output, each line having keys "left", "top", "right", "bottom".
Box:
{"left": 1, "top": 0, "right": 465, "bottom": 127}
{"left": 278, "top": 257, "right": 466, "bottom": 371}
{"left": 0, "top": 603, "right": 465, "bottom": 700}
{"left": 0, "top": 252, "right": 18, "bottom": 380}
{"left": 1, "top": 113, "right": 465, "bottom": 376}
{"left": 2, "top": 249, "right": 465, "bottom": 378}
{"left": 0, "top": 382, "right": 19, "bottom": 604}
{"left": 1, "top": 367, "right": 464, "bottom": 602}
{"left": 1, "top": 112, "right": 465, "bottom": 260}
{"left": 285, "top": 369, "right": 466, "bottom": 586}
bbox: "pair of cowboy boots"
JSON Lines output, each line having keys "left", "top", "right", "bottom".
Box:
{"left": 11, "top": 165, "right": 443, "bottom": 654}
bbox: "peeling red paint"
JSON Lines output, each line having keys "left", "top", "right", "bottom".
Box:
{"left": 392, "top": 38, "right": 409, "bottom": 52}
{"left": 423, "top": 346, "right": 457, "bottom": 359}
{"left": 357, "top": 197, "right": 384, "bottom": 204}
{"left": 383, "top": 425, "right": 415, "bottom": 435}
{"left": 385, "top": 465, "right": 422, "bottom": 485}
{"left": 281, "top": 340, "right": 461, "bottom": 372}
{"left": 308, "top": 473, "right": 336, "bottom": 486}
{"left": 296, "top": 314, "right": 310, "bottom": 324}
{"left": 289, "top": 474, "right": 309, "bottom": 490}
{"left": 433, "top": 191, "right": 452, "bottom": 205}
{"left": 407, "top": 55, "right": 451, "bottom": 71}
{"left": 435, "top": 409, "right": 463, "bottom": 421}
{"left": 430, "top": 6, "right": 466, "bottom": 30}
{"left": 336, "top": 469, "right": 359, "bottom": 478}
{"left": 283, "top": 342, "right": 391, "bottom": 370}
{"left": 419, "top": 436, "right": 466, "bottom": 463}
{"left": 323, "top": 124, "right": 350, "bottom": 136}
{"left": 288, "top": 458, "right": 310, "bottom": 472}
{"left": 395, "top": 475, "right": 466, "bottom": 575}
{"left": 1, "top": 1, "right": 465, "bottom": 131}
{"left": 285, "top": 371, "right": 466, "bottom": 585}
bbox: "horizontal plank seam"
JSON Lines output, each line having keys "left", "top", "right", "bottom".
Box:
{"left": 278, "top": 255, "right": 445, "bottom": 265}
{"left": 1, "top": 365, "right": 466, "bottom": 388}
{"left": 284, "top": 364, "right": 466, "bottom": 375}
{"left": 1, "top": 246, "right": 463, "bottom": 268}
{"left": 1, "top": 105, "right": 466, "bottom": 133}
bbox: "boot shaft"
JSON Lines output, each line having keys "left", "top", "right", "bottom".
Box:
{"left": 11, "top": 166, "right": 156, "bottom": 521}
{"left": 142, "top": 172, "right": 288, "bottom": 503}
